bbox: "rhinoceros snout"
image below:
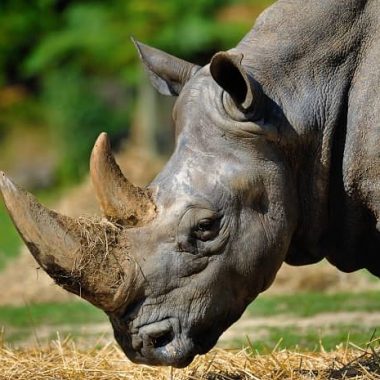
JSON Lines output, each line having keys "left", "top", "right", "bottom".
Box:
{"left": 136, "top": 318, "right": 195, "bottom": 367}
{"left": 112, "top": 316, "right": 196, "bottom": 367}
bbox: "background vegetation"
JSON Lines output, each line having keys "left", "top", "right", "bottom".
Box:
{"left": 0, "top": 0, "right": 272, "bottom": 184}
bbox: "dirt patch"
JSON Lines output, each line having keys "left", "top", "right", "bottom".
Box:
{"left": 0, "top": 253, "right": 74, "bottom": 305}
{"left": 4, "top": 322, "right": 113, "bottom": 348}
{"left": 268, "top": 262, "right": 380, "bottom": 295}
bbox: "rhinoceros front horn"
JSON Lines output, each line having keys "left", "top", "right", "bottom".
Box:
{"left": 90, "top": 132, "right": 156, "bottom": 226}
{"left": 0, "top": 172, "right": 140, "bottom": 313}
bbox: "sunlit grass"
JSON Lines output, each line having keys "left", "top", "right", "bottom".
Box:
{"left": 0, "top": 301, "right": 108, "bottom": 344}
{"left": 248, "top": 291, "right": 380, "bottom": 317}
{"left": 0, "top": 302, "right": 106, "bottom": 328}
{"left": 221, "top": 291, "right": 380, "bottom": 352}
{"left": 228, "top": 325, "right": 379, "bottom": 352}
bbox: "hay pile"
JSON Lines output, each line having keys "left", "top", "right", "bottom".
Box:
{"left": 1, "top": 336, "right": 379, "bottom": 379}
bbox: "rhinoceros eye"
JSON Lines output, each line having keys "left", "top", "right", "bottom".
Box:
{"left": 192, "top": 218, "right": 220, "bottom": 242}
{"left": 197, "top": 219, "right": 214, "bottom": 231}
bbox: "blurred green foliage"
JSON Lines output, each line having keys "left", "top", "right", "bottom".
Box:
{"left": 0, "top": 0, "right": 272, "bottom": 183}
{"left": 0, "top": 202, "right": 21, "bottom": 269}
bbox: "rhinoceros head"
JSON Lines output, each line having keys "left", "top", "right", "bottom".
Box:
{"left": 0, "top": 42, "right": 297, "bottom": 367}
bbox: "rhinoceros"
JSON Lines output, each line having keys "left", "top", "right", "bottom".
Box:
{"left": 1, "top": 0, "right": 379, "bottom": 368}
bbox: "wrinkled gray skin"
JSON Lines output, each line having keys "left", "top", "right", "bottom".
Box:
{"left": 2, "top": 0, "right": 380, "bottom": 368}
{"left": 106, "top": 0, "right": 380, "bottom": 367}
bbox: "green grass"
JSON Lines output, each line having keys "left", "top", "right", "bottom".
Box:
{"left": 0, "top": 202, "right": 22, "bottom": 269}
{"left": 222, "top": 291, "right": 380, "bottom": 352}
{"left": 0, "top": 302, "right": 106, "bottom": 328}
{"left": 229, "top": 325, "right": 379, "bottom": 352}
{"left": 0, "top": 301, "right": 108, "bottom": 344}
{"left": 248, "top": 291, "right": 380, "bottom": 317}
{"left": 4, "top": 327, "right": 110, "bottom": 345}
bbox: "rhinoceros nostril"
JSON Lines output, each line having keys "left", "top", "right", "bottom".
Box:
{"left": 139, "top": 319, "right": 175, "bottom": 349}
{"left": 151, "top": 330, "right": 174, "bottom": 348}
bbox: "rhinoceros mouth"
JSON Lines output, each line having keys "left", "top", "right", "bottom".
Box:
{"left": 112, "top": 316, "right": 199, "bottom": 367}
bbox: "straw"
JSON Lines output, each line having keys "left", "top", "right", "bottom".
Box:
{"left": 0, "top": 336, "right": 379, "bottom": 380}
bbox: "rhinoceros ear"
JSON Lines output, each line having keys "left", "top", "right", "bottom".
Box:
{"left": 210, "top": 51, "right": 262, "bottom": 112}
{"left": 132, "top": 38, "right": 201, "bottom": 96}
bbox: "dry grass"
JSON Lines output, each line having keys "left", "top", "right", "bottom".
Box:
{"left": 0, "top": 335, "right": 379, "bottom": 380}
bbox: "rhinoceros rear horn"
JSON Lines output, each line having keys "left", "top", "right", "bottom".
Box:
{"left": 132, "top": 38, "right": 201, "bottom": 96}
{"left": 210, "top": 51, "right": 262, "bottom": 112}
{"left": 0, "top": 172, "right": 137, "bottom": 312}
{"left": 90, "top": 132, "right": 156, "bottom": 226}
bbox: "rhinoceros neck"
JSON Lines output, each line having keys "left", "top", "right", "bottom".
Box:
{"left": 234, "top": 0, "right": 372, "bottom": 267}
